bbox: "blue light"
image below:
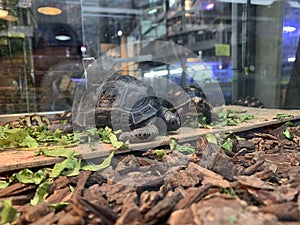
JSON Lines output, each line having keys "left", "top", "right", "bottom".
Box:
{"left": 283, "top": 26, "right": 296, "bottom": 33}
{"left": 206, "top": 3, "right": 214, "bottom": 10}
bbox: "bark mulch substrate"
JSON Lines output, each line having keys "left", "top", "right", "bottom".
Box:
{"left": 2, "top": 121, "right": 300, "bottom": 225}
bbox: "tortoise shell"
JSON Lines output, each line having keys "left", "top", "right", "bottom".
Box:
{"left": 157, "top": 83, "right": 212, "bottom": 125}
{"left": 4, "top": 115, "right": 51, "bottom": 129}
{"left": 233, "top": 96, "right": 264, "bottom": 108}
{"left": 73, "top": 74, "right": 168, "bottom": 133}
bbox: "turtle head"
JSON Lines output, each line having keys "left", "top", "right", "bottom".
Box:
{"left": 162, "top": 108, "right": 181, "bottom": 131}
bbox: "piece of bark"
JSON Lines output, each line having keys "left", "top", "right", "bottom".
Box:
{"left": 191, "top": 196, "right": 281, "bottom": 225}
{"left": 243, "top": 158, "right": 265, "bottom": 175}
{"left": 72, "top": 170, "right": 91, "bottom": 198}
{"left": 235, "top": 175, "right": 275, "bottom": 190}
{"left": 19, "top": 203, "right": 54, "bottom": 224}
{"left": 139, "top": 163, "right": 168, "bottom": 178}
{"left": 0, "top": 182, "right": 36, "bottom": 197}
{"left": 277, "top": 184, "right": 299, "bottom": 202}
{"left": 246, "top": 188, "right": 285, "bottom": 205}
{"left": 143, "top": 191, "right": 183, "bottom": 225}
{"left": 196, "top": 136, "right": 245, "bottom": 181}
{"left": 115, "top": 154, "right": 140, "bottom": 176}
{"left": 168, "top": 208, "right": 196, "bottom": 225}
{"left": 0, "top": 192, "right": 35, "bottom": 205}
{"left": 120, "top": 192, "right": 138, "bottom": 214}
{"left": 254, "top": 169, "right": 276, "bottom": 181}
{"left": 57, "top": 212, "right": 84, "bottom": 225}
{"left": 260, "top": 202, "right": 300, "bottom": 221}
{"left": 140, "top": 191, "right": 163, "bottom": 214}
{"left": 193, "top": 165, "right": 231, "bottom": 188}
{"left": 84, "top": 186, "right": 110, "bottom": 208}
{"left": 101, "top": 166, "right": 122, "bottom": 183}
{"left": 47, "top": 176, "right": 70, "bottom": 194}
{"left": 100, "top": 182, "right": 137, "bottom": 208}
{"left": 175, "top": 184, "right": 212, "bottom": 210}
{"left": 79, "top": 197, "right": 118, "bottom": 225}
{"left": 69, "top": 197, "right": 87, "bottom": 218}
{"left": 115, "top": 204, "right": 143, "bottom": 225}
{"left": 164, "top": 151, "right": 190, "bottom": 168}
{"left": 142, "top": 149, "right": 173, "bottom": 160}
{"left": 232, "top": 138, "right": 256, "bottom": 153}
{"left": 45, "top": 186, "right": 72, "bottom": 204}
{"left": 30, "top": 210, "right": 66, "bottom": 225}
{"left": 85, "top": 172, "right": 107, "bottom": 187}
{"left": 164, "top": 163, "right": 204, "bottom": 189}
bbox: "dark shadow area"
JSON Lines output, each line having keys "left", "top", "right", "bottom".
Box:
{"left": 285, "top": 38, "right": 300, "bottom": 109}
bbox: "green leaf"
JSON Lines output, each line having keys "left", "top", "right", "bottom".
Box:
{"left": 0, "top": 199, "right": 17, "bottom": 224}
{"left": 81, "top": 150, "right": 114, "bottom": 171}
{"left": 30, "top": 181, "right": 52, "bottom": 206}
{"left": 99, "top": 127, "right": 113, "bottom": 144}
{"left": 205, "top": 133, "right": 218, "bottom": 144}
{"left": 169, "top": 138, "right": 195, "bottom": 154}
{"left": 63, "top": 159, "right": 81, "bottom": 177}
{"left": 226, "top": 118, "right": 238, "bottom": 126}
{"left": 69, "top": 185, "right": 75, "bottom": 193}
{"left": 50, "top": 158, "right": 80, "bottom": 178}
{"left": 39, "top": 147, "right": 80, "bottom": 158}
{"left": 275, "top": 113, "right": 294, "bottom": 120}
{"left": 221, "top": 138, "right": 233, "bottom": 151}
{"left": 219, "top": 187, "right": 236, "bottom": 196}
{"left": 0, "top": 181, "right": 9, "bottom": 189}
{"left": 0, "top": 129, "right": 38, "bottom": 149}
{"left": 108, "top": 133, "right": 128, "bottom": 149}
{"left": 283, "top": 129, "right": 292, "bottom": 139}
{"left": 49, "top": 202, "right": 69, "bottom": 210}
{"left": 237, "top": 113, "right": 254, "bottom": 123}
{"left": 155, "top": 149, "right": 166, "bottom": 158}
{"left": 285, "top": 121, "right": 294, "bottom": 127}
{"left": 12, "top": 168, "right": 46, "bottom": 185}
{"left": 227, "top": 215, "right": 237, "bottom": 223}
{"left": 19, "top": 135, "right": 39, "bottom": 148}
{"left": 6, "top": 129, "right": 27, "bottom": 143}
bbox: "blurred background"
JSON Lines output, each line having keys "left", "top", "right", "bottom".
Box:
{"left": 0, "top": 0, "right": 299, "bottom": 114}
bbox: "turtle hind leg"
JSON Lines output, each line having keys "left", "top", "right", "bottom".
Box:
{"left": 118, "top": 124, "right": 159, "bottom": 143}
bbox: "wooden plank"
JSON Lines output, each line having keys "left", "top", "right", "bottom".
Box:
{"left": 0, "top": 105, "right": 300, "bottom": 173}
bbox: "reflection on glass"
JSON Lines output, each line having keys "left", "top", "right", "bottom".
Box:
{"left": 0, "top": 1, "right": 299, "bottom": 114}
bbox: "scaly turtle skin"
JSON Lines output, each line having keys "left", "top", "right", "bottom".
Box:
{"left": 72, "top": 74, "right": 181, "bottom": 143}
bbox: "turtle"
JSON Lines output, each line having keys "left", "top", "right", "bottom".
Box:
{"left": 3, "top": 113, "right": 73, "bottom": 133}
{"left": 156, "top": 82, "right": 212, "bottom": 127}
{"left": 4, "top": 115, "right": 51, "bottom": 129}
{"left": 2, "top": 75, "right": 212, "bottom": 143}
{"left": 72, "top": 74, "right": 213, "bottom": 143}
{"left": 72, "top": 74, "right": 183, "bottom": 143}
{"left": 233, "top": 96, "right": 264, "bottom": 108}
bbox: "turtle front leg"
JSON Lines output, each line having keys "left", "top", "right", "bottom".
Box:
{"left": 118, "top": 123, "right": 159, "bottom": 143}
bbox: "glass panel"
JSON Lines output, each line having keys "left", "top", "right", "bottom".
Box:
{"left": 0, "top": 0, "right": 298, "bottom": 115}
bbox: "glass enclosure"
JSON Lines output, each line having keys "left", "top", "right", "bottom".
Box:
{"left": 0, "top": 0, "right": 299, "bottom": 115}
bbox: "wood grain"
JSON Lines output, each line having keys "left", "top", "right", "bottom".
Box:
{"left": 1, "top": 105, "right": 300, "bottom": 173}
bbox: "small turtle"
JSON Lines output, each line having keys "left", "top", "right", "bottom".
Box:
{"left": 4, "top": 115, "right": 51, "bottom": 129}
{"left": 233, "top": 96, "right": 264, "bottom": 108}
{"left": 72, "top": 74, "right": 182, "bottom": 143}
{"left": 3, "top": 113, "right": 73, "bottom": 132}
